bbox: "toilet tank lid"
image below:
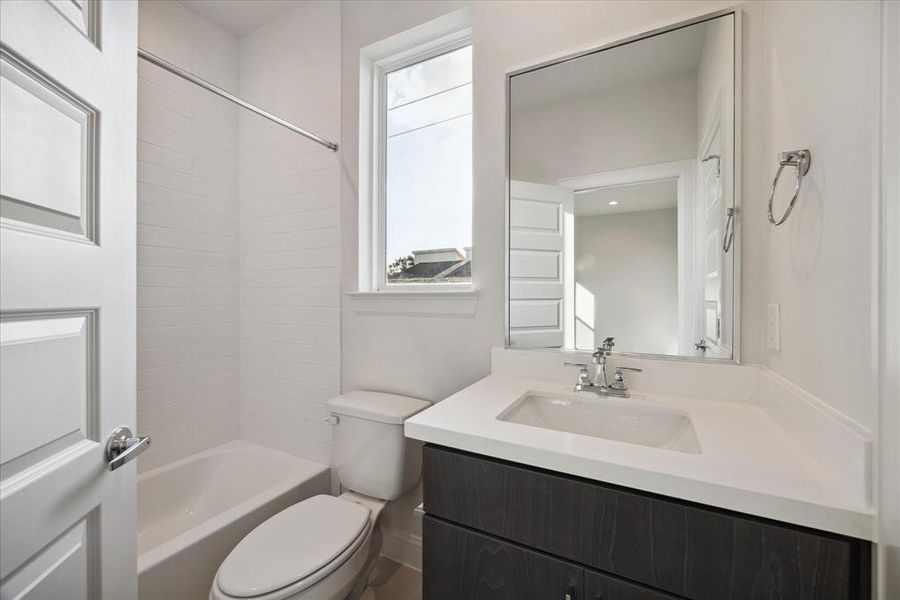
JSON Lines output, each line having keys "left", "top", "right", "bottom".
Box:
{"left": 327, "top": 391, "right": 431, "bottom": 424}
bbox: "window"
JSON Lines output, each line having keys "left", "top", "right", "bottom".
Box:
{"left": 377, "top": 42, "right": 473, "bottom": 289}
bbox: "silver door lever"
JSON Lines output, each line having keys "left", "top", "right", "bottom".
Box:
{"left": 105, "top": 426, "right": 151, "bottom": 471}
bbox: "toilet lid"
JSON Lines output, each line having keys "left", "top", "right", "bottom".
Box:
{"left": 217, "top": 495, "right": 370, "bottom": 598}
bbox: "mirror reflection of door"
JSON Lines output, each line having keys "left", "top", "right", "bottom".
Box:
{"left": 508, "top": 181, "right": 574, "bottom": 348}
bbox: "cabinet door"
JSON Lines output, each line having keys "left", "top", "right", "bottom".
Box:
{"left": 424, "top": 516, "right": 583, "bottom": 600}
{"left": 585, "top": 569, "right": 680, "bottom": 600}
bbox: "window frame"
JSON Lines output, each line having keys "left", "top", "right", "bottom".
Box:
{"left": 370, "top": 32, "right": 473, "bottom": 292}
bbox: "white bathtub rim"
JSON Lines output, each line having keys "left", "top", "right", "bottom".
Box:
{"left": 137, "top": 440, "right": 330, "bottom": 575}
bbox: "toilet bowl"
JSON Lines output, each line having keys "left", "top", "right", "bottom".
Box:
{"left": 209, "top": 493, "right": 384, "bottom": 600}
{"left": 209, "top": 391, "right": 430, "bottom": 600}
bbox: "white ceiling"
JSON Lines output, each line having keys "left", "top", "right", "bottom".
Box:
{"left": 574, "top": 179, "right": 678, "bottom": 217}
{"left": 512, "top": 19, "right": 710, "bottom": 110}
{"left": 179, "top": 0, "right": 298, "bottom": 37}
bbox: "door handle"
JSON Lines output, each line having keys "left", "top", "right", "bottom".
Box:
{"left": 105, "top": 426, "right": 151, "bottom": 471}
{"left": 722, "top": 207, "right": 735, "bottom": 252}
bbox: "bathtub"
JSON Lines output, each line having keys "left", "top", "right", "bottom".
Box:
{"left": 137, "top": 440, "right": 331, "bottom": 600}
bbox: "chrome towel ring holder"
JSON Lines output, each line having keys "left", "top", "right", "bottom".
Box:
{"left": 768, "top": 149, "right": 812, "bottom": 226}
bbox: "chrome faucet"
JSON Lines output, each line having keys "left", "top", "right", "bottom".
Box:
{"left": 564, "top": 337, "right": 643, "bottom": 398}
{"left": 591, "top": 337, "right": 616, "bottom": 388}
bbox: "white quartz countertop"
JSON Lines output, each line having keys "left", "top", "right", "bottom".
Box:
{"left": 404, "top": 375, "right": 874, "bottom": 540}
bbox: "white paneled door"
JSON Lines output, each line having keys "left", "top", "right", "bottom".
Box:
{"left": 508, "top": 181, "right": 574, "bottom": 348}
{"left": 0, "top": 1, "right": 138, "bottom": 598}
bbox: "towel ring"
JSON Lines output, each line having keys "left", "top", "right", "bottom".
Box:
{"left": 767, "top": 149, "right": 811, "bottom": 226}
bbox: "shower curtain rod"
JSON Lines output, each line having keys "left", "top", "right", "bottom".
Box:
{"left": 137, "top": 48, "right": 339, "bottom": 152}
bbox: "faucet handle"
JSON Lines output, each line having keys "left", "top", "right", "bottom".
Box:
{"left": 564, "top": 362, "right": 590, "bottom": 391}
{"left": 611, "top": 366, "right": 642, "bottom": 391}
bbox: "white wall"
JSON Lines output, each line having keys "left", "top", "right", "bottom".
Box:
{"left": 761, "top": 2, "right": 881, "bottom": 430}
{"left": 136, "top": 0, "right": 240, "bottom": 471}
{"left": 511, "top": 74, "right": 697, "bottom": 183}
{"left": 877, "top": 2, "right": 900, "bottom": 593}
{"left": 237, "top": 1, "right": 341, "bottom": 465}
{"left": 575, "top": 209, "right": 679, "bottom": 355}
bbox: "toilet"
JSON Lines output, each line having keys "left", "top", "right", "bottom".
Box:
{"left": 209, "top": 391, "right": 431, "bottom": 600}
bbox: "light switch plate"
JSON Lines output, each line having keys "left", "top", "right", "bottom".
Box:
{"left": 766, "top": 303, "right": 781, "bottom": 351}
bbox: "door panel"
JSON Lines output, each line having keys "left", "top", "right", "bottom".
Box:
{"left": 1, "top": 510, "right": 99, "bottom": 599}
{"left": 424, "top": 515, "right": 582, "bottom": 600}
{"left": 45, "top": 0, "right": 101, "bottom": 43}
{"left": 509, "top": 300, "right": 561, "bottom": 330}
{"left": 0, "top": 312, "right": 96, "bottom": 474}
{"left": 0, "top": 0, "right": 138, "bottom": 598}
{"left": 0, "top": 49, "right": 98, "bottom": 241}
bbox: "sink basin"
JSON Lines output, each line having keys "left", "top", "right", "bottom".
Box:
{"left": 497, "top": 392, "right": 701, "bottom": 454}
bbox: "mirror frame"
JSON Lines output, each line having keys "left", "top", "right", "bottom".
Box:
{"left": 503, "top": 7, "right": 743, "bottom": 364}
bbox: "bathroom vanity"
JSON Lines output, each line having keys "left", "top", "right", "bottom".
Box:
{"left": 406, "top": 366, "right": 874, "bottom": 600}
{"left": 420, "top": 444, "right": 869, "bottom": 600}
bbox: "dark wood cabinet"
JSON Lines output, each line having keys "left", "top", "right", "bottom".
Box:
{"left": 422, "top": 444, "right": 871, "bottom": 600}
{"left": 584, "top": 569, "right": 685, "bottom": 600}
{"left": 423, "top": 516, "right": 582, "bottom": 600}
{"left": 423, "top": 514, "right": 683, "bottom": 600}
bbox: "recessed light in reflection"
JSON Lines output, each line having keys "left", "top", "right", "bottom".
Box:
{"left": 608, "top": 200, "right": 619, "bottom": 206}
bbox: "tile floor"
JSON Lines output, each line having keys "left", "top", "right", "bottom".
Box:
{"left": 364, "top": 557, "right": 422, "bottom": 600}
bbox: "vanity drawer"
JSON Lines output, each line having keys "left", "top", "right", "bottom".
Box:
{"left": 423, "top": 445, "right": 869, "bottom": 600}
{"left": 423, "top": 515, "right": 582, "bottom": 600}
{"left": 585, "top": 569, "right": 682, "bottom": 600}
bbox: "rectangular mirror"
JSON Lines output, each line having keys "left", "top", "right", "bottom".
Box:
{"left": 507, "top": 11, "right": 739, "bottom": 361}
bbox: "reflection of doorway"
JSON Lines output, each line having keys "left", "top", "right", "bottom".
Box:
{"left": 559, "top": 159, "right": 697, "bottom": 355}
{"left": 695, "top": 99, "right": 733, "bottom": 360}
{"left": 698, "top": 123, "right": 723, "bottom": 357}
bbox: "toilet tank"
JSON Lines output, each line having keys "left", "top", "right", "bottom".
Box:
{"left": 327, "top": 391, "right": 431, "bottom": 501}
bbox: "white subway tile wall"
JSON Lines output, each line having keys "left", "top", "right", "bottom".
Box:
{"left": 136, "top": 1, "right": 341, "bottom": 470}
{"left": 136, "top": 1, "right": 241, "bottom": 471}
{"left": 237, "top": 1, "right": 341, "bottom": 465}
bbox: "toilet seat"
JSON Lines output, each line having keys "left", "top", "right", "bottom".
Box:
{"left": 213, "top": 495, "right": 372, "bottom": 600}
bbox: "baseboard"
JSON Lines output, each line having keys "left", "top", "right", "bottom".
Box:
{"left": 380, "top": 526, "right": 422, "bottom": 571}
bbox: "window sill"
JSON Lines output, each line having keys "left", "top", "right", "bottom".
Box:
{"left": 346, "top": 289, "right": 479, "bottom": 317}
